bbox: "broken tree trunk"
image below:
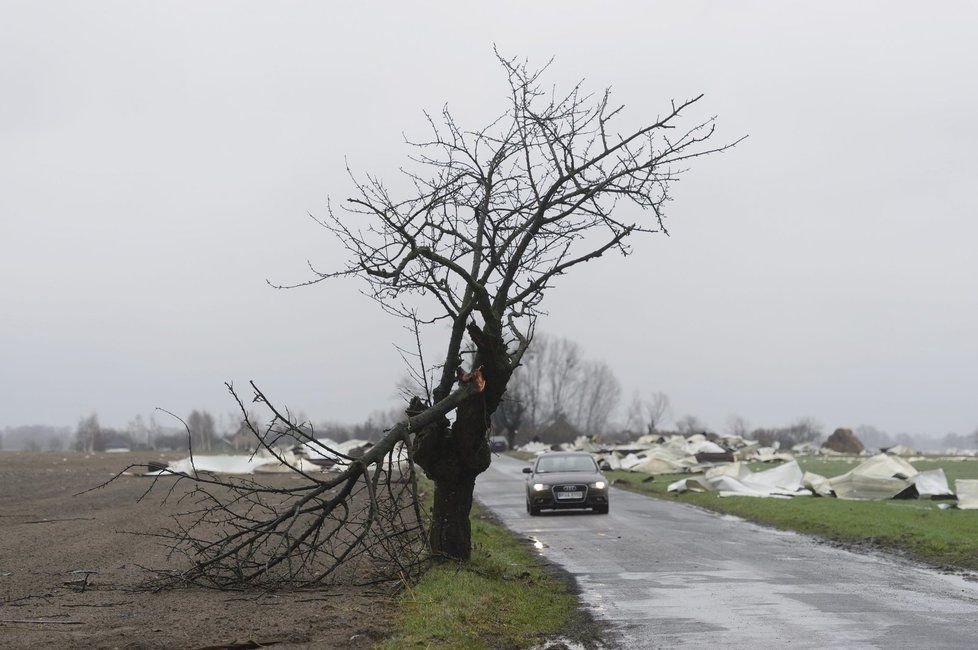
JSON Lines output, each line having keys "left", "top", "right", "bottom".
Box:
{"left": 413, "top": 323, "right": 513, "bottom": 560}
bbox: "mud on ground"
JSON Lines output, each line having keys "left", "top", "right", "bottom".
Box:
{"left": 0, "top": 452, "right": 397, "bottom": 649}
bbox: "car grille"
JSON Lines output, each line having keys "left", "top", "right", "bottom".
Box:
{"left": 551, "top": 483, "right": 588, "bottom": 503}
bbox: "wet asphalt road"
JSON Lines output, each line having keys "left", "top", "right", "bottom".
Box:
{"left": 474, "top": 454, "right": 978, "bottom": 649}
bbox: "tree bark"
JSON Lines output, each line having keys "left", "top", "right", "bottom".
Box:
{"left": 412, "top": 322, "right": 513, "bottom": 560}
{"left": 428, "top": 475, "right": 477, "bottom": 559}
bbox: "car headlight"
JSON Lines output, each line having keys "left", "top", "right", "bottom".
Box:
{"left": 591, "top": 481, "right": 606, "bottom": 490}
{"left": 532, "top": 483, "right": 547, "bottom": 492}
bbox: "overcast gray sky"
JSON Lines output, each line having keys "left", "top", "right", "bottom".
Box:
{"left": 2, "top": 1, "right": 976, "bottom": 437}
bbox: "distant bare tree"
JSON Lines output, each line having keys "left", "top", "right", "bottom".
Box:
{"left": 725, "top": 414, "right": 750, "bottom": 438}
{"left": 514, "top": 334, "right": 550, "bottom": 432}
{"left": 147, "top": 416, "right": 163, "bottom": 450}
{"left": 675, "top": 414, "right": 707, "bottom": 435}
{"left": 545, "top": 337, "right": 583, "bottom": 422}
{"left": 127, "top": 414, "right": 150, "bottom": 449}
{"left": 625, "top": 393, "right": 644, "bottom": 434}
{"left": 573, "top": 360, "right": 622, "bottom": 436}
{"left": 646, "top": 392, "right": 672, "bottom": 432}
{"left": 494, "top": 375, "right": 527, "bottom": 448}
{"left": 495, "top": 333, "right": 626, "bottom": 443}
{"left": 75, "top": 413, "right": 100, "bottom": 453}
{"left": 626, "top": 391, "right": 672, "bottom": 435}
{"left": 753, "top": 417, "right": 822, "bottom": 448}
{"left": 186, "top": 410, "right": 217, "bottom": 452}
{"left": 855, "top": 424, "right": 892, "bottom": 451}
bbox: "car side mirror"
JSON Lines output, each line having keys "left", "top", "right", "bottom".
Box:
{"left": 522, "top": 467, "right": 532, "bottom": 474}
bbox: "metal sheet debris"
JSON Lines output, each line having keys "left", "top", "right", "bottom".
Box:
{"left": 144, "top": 450, "right": 314, "bottom": 476}
{"left": 516, "top": 434, "right": 973, "bottom": 504}
{"left": 956, "top": 480, "right": 978, "bottom": 510}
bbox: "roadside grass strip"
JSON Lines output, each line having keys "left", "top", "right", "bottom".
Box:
{"left": 606, "top": 457, "right": 978, "bottom": 570}
{"left": 380, "top": 481, "right": 579, "bottom": 649}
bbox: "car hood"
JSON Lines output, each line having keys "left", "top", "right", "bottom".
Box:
{"left": 530, "top": 471, "right": 603, "bottom": 485}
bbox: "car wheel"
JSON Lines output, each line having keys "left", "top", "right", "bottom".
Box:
{"left": 528, "top": 502, "right": 540, "bottom": 516}
{"left": 595, "top": 504, "right": 609, "bottom": 514}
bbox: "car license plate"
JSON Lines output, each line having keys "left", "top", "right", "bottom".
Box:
{"left": 557, "top": 491, "right": 583, "bottom": 499}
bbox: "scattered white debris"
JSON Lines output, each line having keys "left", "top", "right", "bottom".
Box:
{"left": 913, "top": 469, "right": 953, "bottom": 498}
{"left": 144, "top": 450, "right": 313, "bottom": 476}
{"left": 885, "top": 444, "right": 919, "bottom": 457}
{"left": 668, "top": 460, "right": 811, "bottom": 498}
{"left": 956, "top": 480, "right": 978, "bottom": 510}
{"left": 803, "top": 471, "right": 833, "bottom": 497}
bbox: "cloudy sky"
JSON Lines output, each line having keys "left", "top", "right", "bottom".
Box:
{"left": 2, "top": 1, "right": 976, "bottom": 437}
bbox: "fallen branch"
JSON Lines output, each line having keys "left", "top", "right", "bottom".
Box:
{"left": 106, "top": 372, "right": 484, "bottom": 590}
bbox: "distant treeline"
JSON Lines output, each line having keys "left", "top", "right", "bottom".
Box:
{"left": 3, "top": 334, "right": 977, "bottom": 453}
{"left": 0, "top": 406, "right": 407, "bottom": 453}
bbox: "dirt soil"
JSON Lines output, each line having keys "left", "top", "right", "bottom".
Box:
{"left": 0, "top": 452, "right": 397, "bottom": 649}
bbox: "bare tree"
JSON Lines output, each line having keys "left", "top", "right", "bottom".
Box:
{"left": 128, "top": 414, "right": 150, "bottom": 449}
{"left": 497, "top": 333, "right": 625, "bottom": 443}
{"left": 675, "top": 414, "right": 707, "bottom": 435}
{"left": 855, "top": 424, "right": 891, "bottom": 451}
{"left": 725, "top": 414, "right": 750, "bottom": 438}
{"left": 186, "top": 410, "right": 217, "bottom": 452}
{"left": 127, "top": 51, "right": 735, "bottom": 579}
{"left": 493, "top": 374, "right": 527, "bottom": 448}
{"left": 75, "top": 413, "right": 100, "bottom": 453}
{"left": 146, "top": 415, "right": 163, "bottom": 450}
{"left": 288, "top": 52, "right": 733, "bottom": 559}
{"left": 625, "top": 391, "right": 671, "bottom": 435}
{"left": 545, "top": 337, "right": 583, "bottom": 422}
{"left": 573, "top": 360, "right": 622, "bottom": 436}
{"left": 752, "top": 417, "right": 823, "bottom": 448}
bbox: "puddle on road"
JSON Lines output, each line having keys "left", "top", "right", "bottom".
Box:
{"left": 527, "top": 535, "right": 549, "bottom": 550}
{"left": 532, "top": 637, "right": 600, "bottom": 650}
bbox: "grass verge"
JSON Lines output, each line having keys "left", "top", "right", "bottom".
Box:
{"left": 606, "top": 457, "right": 978, "bottom": 571}
{"left": 379, "top": 479, "right": 587, "bottom": 649}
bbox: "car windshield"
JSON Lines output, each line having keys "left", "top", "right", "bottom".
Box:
{"left": 535, "top": 455, "right": 597, "bottom": 473}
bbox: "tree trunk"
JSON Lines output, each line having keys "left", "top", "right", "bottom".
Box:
{"left": 412, "top": 322, "right": 513, "bottom": 560}
{"left": 428, "top": 475, "right": 476, "bottom": 559}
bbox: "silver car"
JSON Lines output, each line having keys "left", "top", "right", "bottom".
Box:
{"left": 522, "top": 451, "right": 610, "bottom": 516}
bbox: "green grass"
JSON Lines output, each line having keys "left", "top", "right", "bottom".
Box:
{"left": 379, "top": 481, "right": 580, "bottom": 649}
{"left": 607, "top": 457, "right": 978, "bottom": 570}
